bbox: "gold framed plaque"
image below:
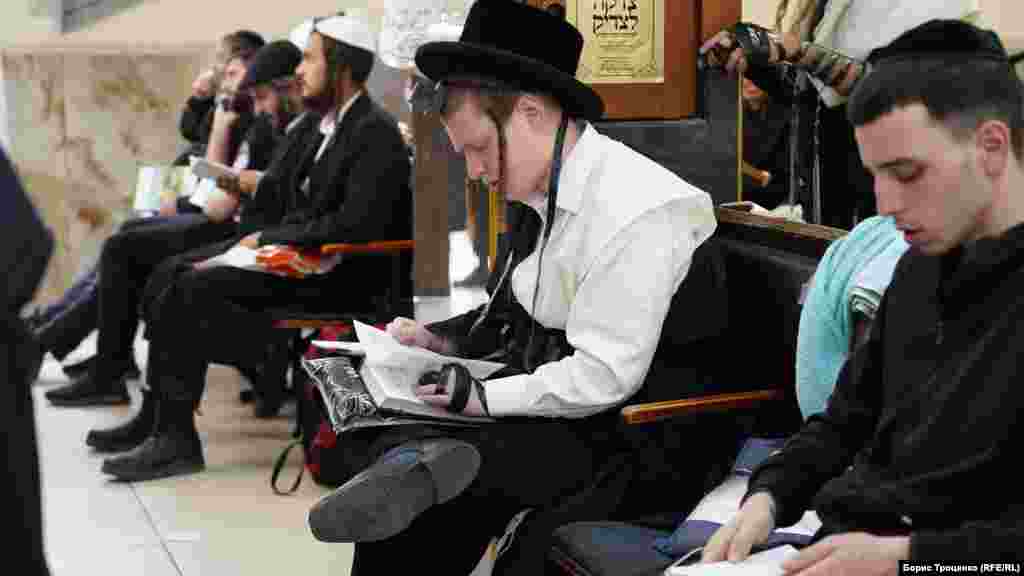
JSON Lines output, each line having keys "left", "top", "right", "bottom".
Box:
{"left": 566, "top": 0, "right": 665, "bottom": 84}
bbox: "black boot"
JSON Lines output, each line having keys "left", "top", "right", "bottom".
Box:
{"left": 45, "top": 365, "right": 131, "bottom": 407}
{"left": 100, "top": 399, "right": 204, "bottom": 482}
{"left": 253, "top": 340, "right": 290, "bottom": 419}
{"left": 86, "top": 389, "right": 155, "bottom": 453}
{"left": 62, "top": 354, "right": 141, "bottom": 380}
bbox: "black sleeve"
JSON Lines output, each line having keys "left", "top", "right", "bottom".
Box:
{"left": 239, "top": 168, "right": 287, "bottom": 235}
{"left": 179, "top": 96, "right": 215, "bottom": 143}
{"left": 176, "top": 196, "right": 203, "bottom": 215}
{"left": 243, "top": 117, "right": 278, "bottom": 172}
{"left": 0, "top": 148, "right": 53, "bottom": 315}
{"left": 744, "top": 281, "right": 888, "bottom": 527}
{"left": 258, "top": 118, "right": 412, "bottom": 248}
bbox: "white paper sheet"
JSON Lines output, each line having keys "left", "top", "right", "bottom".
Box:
{"left": 189, "top": 156, "right": 239, "bottom": 180}
{"left": 195, "top": 245, "right": 260, "bottom": 270}
{"left": 352, "top": 320, "right": 506, "bottom": 379}
{"left": 665, "top": 545, "right": 799, "bottom": 576}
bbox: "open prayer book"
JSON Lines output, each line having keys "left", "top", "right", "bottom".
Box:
{"left": 665, "top": 545, "right": 799, "bottom": 575}
{"left": 311, "top": 320, "right": 505, "bottom": 424}
{"left": 187, "top": 156, "right": 238, "bottom": 210}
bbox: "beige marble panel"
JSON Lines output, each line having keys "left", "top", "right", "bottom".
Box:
{"left": 2, "top": 48, "right": 202, "bottom": 305}
{"left": 4, "top": 52, "right": 71, "bottom": 302}
{"left": 61, "top": 51, "right": 199, "bottom": 236}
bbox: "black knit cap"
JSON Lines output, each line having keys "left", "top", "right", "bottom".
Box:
{"left": 238, "top": 40, "right": 303, "bottom": 92}
{"left": 867, "top": 19, "right": 1008, "bottom": 65}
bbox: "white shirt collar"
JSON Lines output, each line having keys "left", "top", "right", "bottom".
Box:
{"left": 523, "top": 122, "right": 596, "bottom": 218}
{"left": 285, "top": 112, "right": 307, "bottom": 135}
{"left": 319, "top": 90, "right": 364, "bottom": 137}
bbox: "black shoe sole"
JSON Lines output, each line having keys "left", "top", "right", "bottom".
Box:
{"left": 308, "top": 441, "right": 480, "bottom": 543}
{"left": 62, "top": 360, "right": 141, "bottom": 381}
{"left": 101, "top": 457, "right": 205, "bottom": 482}
{"left": 47, "top": 392, "right": 131, "bottom": 407}
{"left": 86, "top": 436, "right": 148, "bottom": 454}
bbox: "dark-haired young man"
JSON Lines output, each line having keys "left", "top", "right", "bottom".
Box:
{"left": 703, "top": 19, "right": 1024, "bottom": 570}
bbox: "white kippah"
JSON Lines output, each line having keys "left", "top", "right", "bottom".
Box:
{"left": 313, "top": 15, "right": 377, "bottom": 54}
{"left": 289, "top": 19, "right": 314, "bottom": 51}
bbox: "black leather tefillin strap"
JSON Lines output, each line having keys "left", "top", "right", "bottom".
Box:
{"left": 523, "top": 113, "right": 570, "bottom": 374}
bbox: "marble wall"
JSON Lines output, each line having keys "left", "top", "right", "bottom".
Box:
{"left": 2, "top": 48, "right": 202, "bottom": 305}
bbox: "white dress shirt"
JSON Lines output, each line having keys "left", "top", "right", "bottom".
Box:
{"left": 483, "top": 124, "right": 717, "bottom": 418}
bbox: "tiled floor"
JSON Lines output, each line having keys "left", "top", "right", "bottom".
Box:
{"left": 35, "top": 232, "right": 488, "bottom": 576}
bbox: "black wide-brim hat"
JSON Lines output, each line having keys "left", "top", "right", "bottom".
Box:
{"left": 415, "top": 0, "right": 604, "bottom": 121}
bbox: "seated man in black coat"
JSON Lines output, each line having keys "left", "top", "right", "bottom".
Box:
{"left": 99, "top": 14, "right": 413, "bottom": 482}
{"left": 702, "top": 20, "right": 1024, "bottom": 569}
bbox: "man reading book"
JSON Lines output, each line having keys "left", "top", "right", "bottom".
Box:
{"left": 701, "top": 20, "right": 1024, "bottom": 570}
{"left": 300, "top": 2, "right": 717, "bottom": 574}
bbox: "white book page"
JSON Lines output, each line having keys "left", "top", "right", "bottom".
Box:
{"left": 352, "top": 320, "right": 505, "bottom": 378}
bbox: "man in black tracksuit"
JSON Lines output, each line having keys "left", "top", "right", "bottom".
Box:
{"left": 703, "top": 20, "right": 1024, "bottom": 569}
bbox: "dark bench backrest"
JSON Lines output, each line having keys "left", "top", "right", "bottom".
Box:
{"left": 639, "top": 208, "right": 842, "bottom": 429}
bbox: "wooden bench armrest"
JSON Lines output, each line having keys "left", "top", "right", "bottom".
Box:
{"left": 320, "top": 240, "right": 414, "bottom": 256}
{"left": 620, "top": 389, "right": 782, "bottom": 425}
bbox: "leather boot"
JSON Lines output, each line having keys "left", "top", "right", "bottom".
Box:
{"left": 308, "top": 438, "right": 481, "bottom": 543}
{"left": 100, "top": 399, "right": 204, "bottom": 482}
{"left": 86, "top": 389, "right": 155, "bottom": 453}
{"left": 62, "top": 354, "right": 141, "bottom": 380}
{"left": 253, "top": 340, "right": 290, "bottom": 419}
{"left": 45, "top": 365, "right": 131, "bottom": 407}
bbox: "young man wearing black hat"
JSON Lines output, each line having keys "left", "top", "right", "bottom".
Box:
{"left": 215, "top": 39, "right": 310, "bottom": 224}
{"left": 302, "top": 2, "right": 716, "bottom": 573}
{"left": 702, "top": 20, "right": 1024, "bottom": 570}
{"left": 98, "top": 14, "right": 412, "bottom": 482}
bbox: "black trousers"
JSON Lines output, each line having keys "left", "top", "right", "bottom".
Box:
{"left": 140, "top": 239, "right": 377, "bottom": 407}
{"left": 35, "top": 215, "right": 215, "bottom": 360}
{"left": 3, "top": 317, "right": 50, "bottom": 575}
{"left": 90, "top": 214, "right": 237, "bottom": 377}
{"left": 322, "top": 413, "right": 621, "bottom": 575}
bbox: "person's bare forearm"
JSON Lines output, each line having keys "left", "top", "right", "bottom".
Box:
{"left": 205, "top": 106, "right": 235, "bottom": 165}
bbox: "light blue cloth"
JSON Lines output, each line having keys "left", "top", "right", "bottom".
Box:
{"left": 796, "top": 216, "right": 908, "bottom": 418}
